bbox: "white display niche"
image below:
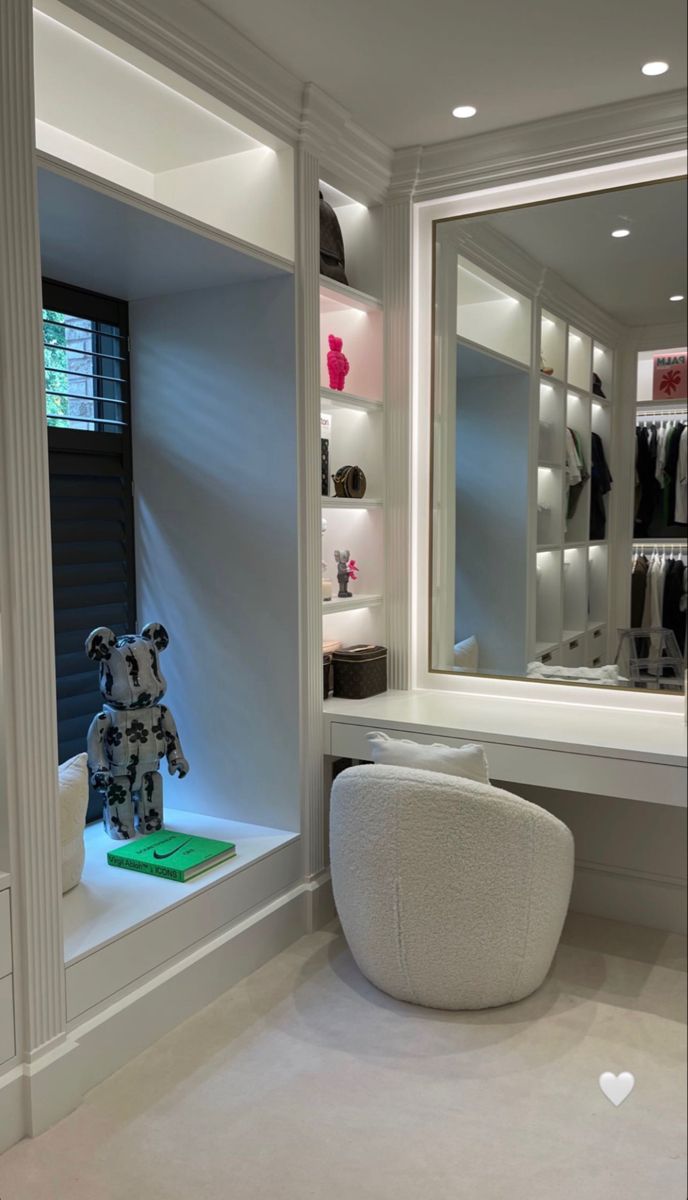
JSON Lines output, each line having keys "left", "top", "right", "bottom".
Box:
{"left": 38, "top": 162, "right": 302, "bottom": 1016}
{"left": 33, "top": 1, "right": 294, "bottom": 262}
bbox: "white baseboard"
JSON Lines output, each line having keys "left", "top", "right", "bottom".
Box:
{"left": 0, "top": 1070, "right": 25, "bottom": 1155}
{"left": 304, "top": 870, "right": 337, "bottom": 931}
{"left": 0, "top": 881, "right": 308, "bottom": 1152}
{"left": 571, "top": 859, "right": 686, "bottom": 934}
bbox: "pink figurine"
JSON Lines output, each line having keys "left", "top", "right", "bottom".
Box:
{"left": 327, "top": 334, "right": 350, "bottom": 392}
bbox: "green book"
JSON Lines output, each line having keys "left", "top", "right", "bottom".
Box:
{"left": 107, "top": 829, "right": 237, "bottom": 882}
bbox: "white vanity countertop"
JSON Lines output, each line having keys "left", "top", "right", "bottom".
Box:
{"left": 323, "top": 690, "right": 687, "bottom": 767}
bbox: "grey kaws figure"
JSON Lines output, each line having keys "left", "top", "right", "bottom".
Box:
{"left": 85, "top": 623, "right": 189, "bottom": 840}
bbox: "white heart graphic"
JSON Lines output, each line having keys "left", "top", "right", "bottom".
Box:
{"left": 599, "top": 1071, "right": 635, "bottom": 1106}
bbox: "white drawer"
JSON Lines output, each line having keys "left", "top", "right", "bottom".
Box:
{"left": 0, "top": 973, "right": 15, "bottom": 1065}
{"left": 587, "top": 626, "right": 608, "bottom": 667}
{"left": 562, "top": 635, "right": 585, "bottom": 667}
{"left": 0, "top": 891, "right": 11, "bottom": 979}
{"left": 328, "top": 722, "right": 687, "bottom": 806}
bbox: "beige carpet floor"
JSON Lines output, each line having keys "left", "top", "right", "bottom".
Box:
{"left": 0, "top": 913, "right": 685, "bottom": 1200}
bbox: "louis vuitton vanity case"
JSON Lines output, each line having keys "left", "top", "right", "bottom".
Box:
{"left": 332, "top": 644, "right": 387, "bottom": 700}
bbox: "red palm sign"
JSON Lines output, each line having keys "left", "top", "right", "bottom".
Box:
{"left": 659, "top": 368, "right": 683, "bottom": 397}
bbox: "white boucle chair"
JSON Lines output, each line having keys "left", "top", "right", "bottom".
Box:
{"left": 330, "top": 764, "right": 574, "bottom": 1010}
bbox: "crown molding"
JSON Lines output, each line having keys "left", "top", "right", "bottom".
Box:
{"left": 300, "top": 83, "right": 392, "bottom": 204}
{"left": 57, "top": 1, "right": 393, "bottom": 202}
{"left": 393, "top": 90, "right": 688, "bottom": 202}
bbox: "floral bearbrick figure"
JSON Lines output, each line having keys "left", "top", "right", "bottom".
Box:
{"left": 85, "top": 623, "right": 189, "bottom": 840}
{"left": 327, "top": 334, "right": 350, "bottom": 392}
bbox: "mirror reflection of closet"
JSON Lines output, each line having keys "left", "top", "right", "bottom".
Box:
{"left": 431, "top": 178, "right": 687, "bottom": 691}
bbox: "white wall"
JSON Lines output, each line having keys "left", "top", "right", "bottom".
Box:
{"left": 130, "top": 275, "right": 300, "bottom": 831}
{"left": 454, "top": 362, "right": 531, "bottom": 675}
{"left": 500, "top": 781, "right": 687, "bottom": 934}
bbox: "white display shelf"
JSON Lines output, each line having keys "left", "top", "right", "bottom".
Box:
{"left": 563, "top": 629, "right": 586, "bottom": 642}
{"left": 537, "top": 543, "right": 560, "bottom": 552}
{"left": 566, "top": 383, "right": 593, "bottom": 400}
{"left": 63, "top": 807, "right": 299, "bottom": 964}
{"left": 535, "top": 641, "right": 560, "bottom": 657}
{"left": 456, "top": 334, "right": 530, "bottom": 376}
{"left": 320, "top": 386, "right": 383, "bottom": 412}
{"left": 319, "top": 275, "right": 382, "bottom": 312}
{"left": 322, "top": 496, "right": 383, "bottom": 509}
{"left": 322, "top": 594, "right": 383, "bottom": 614}
{"left": 535, "top": 369, "right": 564, "bottom": 384}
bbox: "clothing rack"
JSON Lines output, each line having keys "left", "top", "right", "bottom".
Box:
{"left": 636, "top": 402, "right": 687, "bottom": 426}
{"left": 632, "top": 541, "right": 687, "bottom": 559}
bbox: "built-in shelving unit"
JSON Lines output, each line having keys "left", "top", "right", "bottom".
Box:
{"left": 319, "top": 181, "right": 385, "bottom": 660}
{"left": 533, "top": 316, "right": 615, "bottom": 668}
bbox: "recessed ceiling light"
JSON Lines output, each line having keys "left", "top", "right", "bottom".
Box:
{"left": 669, "top": 294, "right": 685, "bottom": 302}
{"left": 642, "top": 61, "right": 669, "bottom": 76}
{"left": 452, "top": 105, "right": 477, "bottom": 119}
{"left": 611, "top": 228, "right": 631, "bottom": 238}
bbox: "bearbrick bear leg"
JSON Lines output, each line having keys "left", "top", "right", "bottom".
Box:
{"left": 138, "top": 770, "right": 163, "bottom": 835}
{"left": 105, "top": 774, "right": 135, "bottom": 840}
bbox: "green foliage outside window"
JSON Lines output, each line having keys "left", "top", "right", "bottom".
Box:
{"left": 43, "top": 308, "right": 71, "bottom": 426}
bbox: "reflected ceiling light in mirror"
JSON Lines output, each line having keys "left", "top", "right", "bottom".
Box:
{"left": 611, "top": 227, "right": 631, "bottom": 238}
{"left": 641, "top": 61, "right": 669, "bottom": 76}
{"left": 452, "top": 105, "right": 477, "bottom": 119}
{"left": 669, "top": 294, "right": 684, "bottom": 302}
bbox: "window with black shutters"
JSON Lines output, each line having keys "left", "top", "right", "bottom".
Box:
{"left": 43, "top": 280, "right": 136, "bottom": 822}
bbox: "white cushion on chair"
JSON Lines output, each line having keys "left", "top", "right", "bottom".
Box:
{"left": 330, "top": 764, "right": 574, "bottom": 1010}
{"left": 366, "top": 731, "right": 489, "bottom": 784}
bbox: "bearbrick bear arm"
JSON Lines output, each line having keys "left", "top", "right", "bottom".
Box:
{"left": 160, "top": 705, "right": 190, "bottom": 778}
{"left": 87, "top": 710, "right": 113, "bottom": 790}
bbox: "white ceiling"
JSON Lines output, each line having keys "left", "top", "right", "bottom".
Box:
{"left": 201, "top": 0, "right": 686, "bottom": 148}
{"left": 479, "top": 178, "right": 687, "bottom": 327}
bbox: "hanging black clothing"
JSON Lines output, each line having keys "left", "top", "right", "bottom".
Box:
{"left": 631, "top": 555, "right": 649, "bottom": 627}
{"left": 634, "top": 427, "right": 660, "bottom": 536}
{"left": 589, "top": 432, "right": 613, "bottom": 540}
{"left": 664, "top": 423, "right": 686, "bottom": 528}
{"left": 662, "top": 557, "right": 687, "bottom": 658}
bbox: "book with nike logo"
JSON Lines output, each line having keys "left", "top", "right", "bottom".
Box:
{"left": 107, "top": 830, "right": 237, "bottom": 881}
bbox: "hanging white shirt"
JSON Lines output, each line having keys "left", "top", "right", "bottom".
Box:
{"left": 565, "top": 428, "right": 582, "bottom": 486}
{"left": 655, "top": 424, "right": 669, "bottom": 485}
{"left": 648, "top": 555, "right": 667, "bottom": 666}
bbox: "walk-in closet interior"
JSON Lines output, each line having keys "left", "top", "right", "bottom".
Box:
{"left": 0, "top": 0, "right": 686, "bottom": 1178}
{"left": 430, "top": 179, "right": 687, "bottom": 689}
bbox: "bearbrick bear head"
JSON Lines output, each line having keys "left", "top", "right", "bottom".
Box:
{"left": 85, "top": 623, "right": 169, "bottom": 710}
{"left": 328, "top": 334, "right": 343, "bottom": 352}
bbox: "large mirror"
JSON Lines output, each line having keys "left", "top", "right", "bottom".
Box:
{"left": 430, "top": 178, "right": 687, "bottom": 690}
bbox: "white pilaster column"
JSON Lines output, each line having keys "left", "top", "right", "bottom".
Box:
{"left": 383, "top": 198, "right": 414, "bottom": 689}
{"left": 295, "top": 145, "right": 328, "bottom": 885}
{"left": 0, "top": 0, "right": 67, "bottom": 1059}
